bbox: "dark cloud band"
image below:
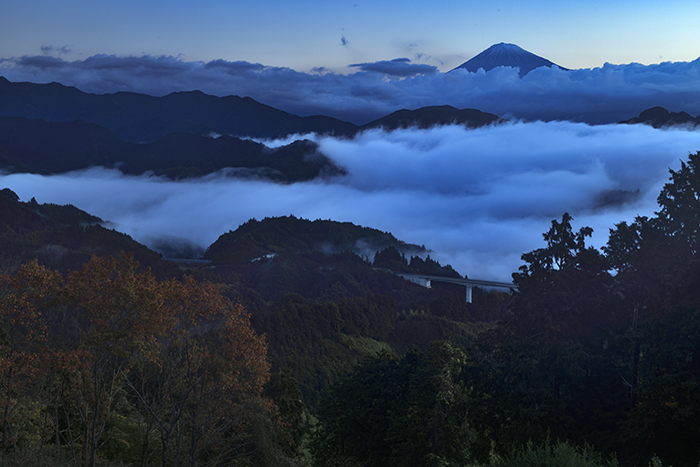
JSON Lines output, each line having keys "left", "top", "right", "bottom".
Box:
{"left": 3, "top": 54, "right": 700, "bottom": 124}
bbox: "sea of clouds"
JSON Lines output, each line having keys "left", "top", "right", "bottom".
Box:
{"left": 3, "top": 121, "right": 700, "bottom": 281}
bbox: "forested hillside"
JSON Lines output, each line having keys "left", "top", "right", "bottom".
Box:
{"left": 0, "top": 188, "right": 171, "bottom": 274}
{"left": 3, "top": 153, "right": 700, "bottom": 466}
{"left": 0, "top": 117, "right": 344, "bottom": 181}
{"left": 0, "top": 201, "right": 507, "bottom": 466}
{"left": 197, "top": 216, "right": 505, "bottom": 408}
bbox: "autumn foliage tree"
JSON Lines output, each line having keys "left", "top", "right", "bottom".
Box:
{"left": 61, "top": 254, "right": 173, "bottom": 467}
{"left": 126, "top": 275, "right": 272, "bottom": 467}
{"left": 0, "top": 260, "right": 61, "bottom": 450}
{"left": 0, "top": 253, "right": 272, "bottom": 467}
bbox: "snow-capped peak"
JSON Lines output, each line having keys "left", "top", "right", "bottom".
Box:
{"left": 450, "top": 43, "right": 567, "bottom": 77}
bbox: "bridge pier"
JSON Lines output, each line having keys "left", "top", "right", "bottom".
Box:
{"left": 393, "top": 271, "right": 515, "bottom": 304}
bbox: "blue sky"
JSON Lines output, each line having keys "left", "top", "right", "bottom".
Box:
{"left": 3, "top": 0, "right": 700, "bottom": 73}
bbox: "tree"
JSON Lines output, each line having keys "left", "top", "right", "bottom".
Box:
{"left": 62, "top": 253, "right": 173, "bottom": 467}
{"left": 176, "top": 281, "right": 272, "bottom": 467}
{"left": 469, "top": 214, "right": 628, "bottom": 458}
{"left": 122, "top": 275, "right": 272, "bottom": 467}
{"left": 655, "top": 151, "right": 700, "bottom": 254}
{"left": 603, "top": 152, "right": 700, "bottom": 466}
{"left": 313, "top": 341, "right": 473, "bottom": 467}
{"left": 265, "top": 369, "right": 310, "bottom": 457}
{"left": 511, "top": 213, "right": 617, "bottom": 339}
{"left": 0, "top": 253, "right": 275, "bottom": 467}
{"left": 0, "top": 260, "right": 62, "bottom": 451}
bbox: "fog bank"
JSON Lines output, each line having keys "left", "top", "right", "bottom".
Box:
{"left": 3, "top": 121, "right": 700, "bottom": 281}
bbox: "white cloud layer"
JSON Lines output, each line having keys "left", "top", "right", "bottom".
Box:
{"left": 3, "top": 122, "right": 700, "bottom": 281}
{"left": 2, "top": 54, "right": 700, "bottom": 124}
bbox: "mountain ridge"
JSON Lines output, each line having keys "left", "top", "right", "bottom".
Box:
{"left": 360, "top": 105, "right": 500, "bottom": 130}
{"left": 0, "top": 116, "right": 345, "bottom": 181}
{"left": 0, "top": 77, "right": 507, "bottom": 180}
{"left": 0, "top": 76, "right": 504, "bottom": 140}
{"left": 0, "top": 76, "right": 359, "bottom": 142}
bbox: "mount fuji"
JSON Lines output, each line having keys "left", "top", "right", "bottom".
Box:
{"left": 450, "top": 42, "right": 568, "bottom": 77}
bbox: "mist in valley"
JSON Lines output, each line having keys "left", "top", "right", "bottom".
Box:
{"left": 3, "top": 120, "right": 700, "bottom": 280}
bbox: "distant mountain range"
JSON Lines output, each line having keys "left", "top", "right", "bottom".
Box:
{"left": 0, "top": 77, "right": 500, "bottom": 179}
{"left": 0, "top": 116, "right": 345, "bottom": 181}
{"left": 450, "top": 42, "right": 568, "bottom": 77}
{"left": 0, "top": 77, "right": 357, "bottom": 143}
{"left": 364, "top": 106, "right": 500, "bottom": 130}
{"left": 0, "top": 76, "right": 498, "bottom": 142}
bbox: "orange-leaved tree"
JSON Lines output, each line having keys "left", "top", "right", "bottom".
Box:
{"left": 0, "top": 253, "right": 272, "bottom": 467}
{"left": 0, "top": 260, "right": 62, "bottom": 451}
{"left": 126, "top": 275, "right": 272, "bottom": 467}
{"left": 63, "top": 253, "right": 175, "bottom": 467}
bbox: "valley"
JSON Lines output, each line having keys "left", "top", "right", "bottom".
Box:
{"left": 3, "top": 39, "right": 700, "bottom": 465}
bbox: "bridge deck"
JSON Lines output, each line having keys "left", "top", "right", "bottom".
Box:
{"left": 393, "top": 271, "right": 516, "bottom": 303}
{"left": 396, "top": 273, "right": 515, "bottom": 290}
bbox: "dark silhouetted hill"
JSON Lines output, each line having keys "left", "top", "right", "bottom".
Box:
{"left": 203, "top": 215, "right": 428, "bottom": 265}
{"left": 0, "top": 188, "right": 171, "bottom": 274}
{"left": 200, "top": 216, "right": 477, "bottom": 310}
{"left": 0, "top": 77, "right": 358, "bottom": 142}
{"left": 620, "top": 106, "right": 700, "bottom": 128}
{"left": 361, "top": 105, "right": 500, "bottom": 131}
{"left": 0, "top": 116, "right": 346, "bottom": 181}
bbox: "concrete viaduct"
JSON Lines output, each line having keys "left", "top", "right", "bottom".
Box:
{"left": 394, "top": 272, "right": 516, "bottom": 303}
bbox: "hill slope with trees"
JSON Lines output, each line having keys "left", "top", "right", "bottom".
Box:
{"left": 0, "top": 188, "right": 170, "bottom": 274}
{"left": 0, "top": 116, "right": 345, "bottom": 181}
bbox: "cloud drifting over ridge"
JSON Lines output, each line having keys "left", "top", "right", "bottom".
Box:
{"left": 2, "top": 54, "right": 700, "bottom": 124}
{"left": 348, "top": 58, "right": 439, "bottom": 77}
{"left": 3, "top": 122, "right": 700, "bottom": 281}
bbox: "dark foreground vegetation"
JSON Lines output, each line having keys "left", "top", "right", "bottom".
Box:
{"left": 309, "top": 146, "right": 700, "bottom": 466}
{"left": 3, "top": 152, "right": 700, "bottom": 466}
